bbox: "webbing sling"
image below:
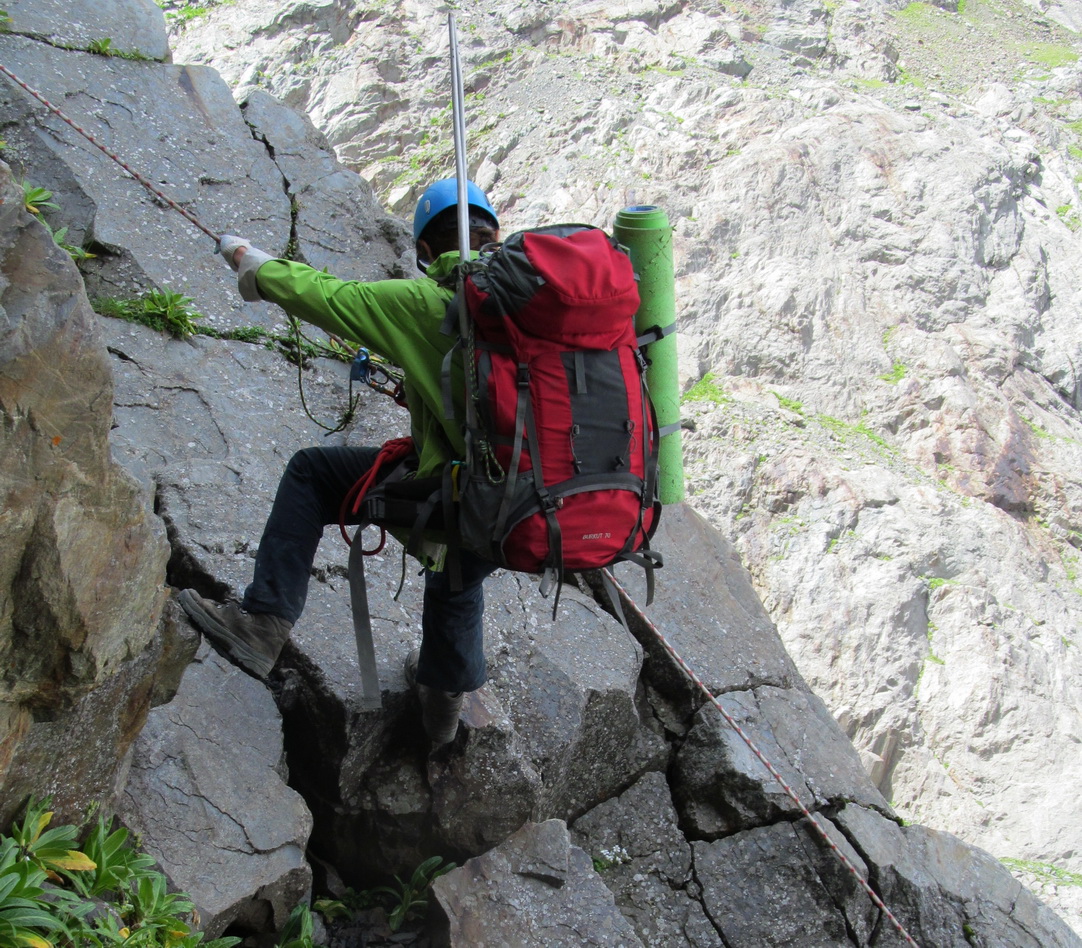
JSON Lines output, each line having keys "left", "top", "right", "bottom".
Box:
{"left": 348, "top": 533, "right": 383, "bottom": 710}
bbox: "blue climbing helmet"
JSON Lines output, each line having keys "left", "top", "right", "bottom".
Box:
{"left": 413, "top": 178, "right": 498, "bottom": 242}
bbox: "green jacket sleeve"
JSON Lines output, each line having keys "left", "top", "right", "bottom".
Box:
{"left": 253, "top": 258, "right": 465, "bottom": 463}
{"left": 254, "top": 260, "right": 453, "bottom": 372}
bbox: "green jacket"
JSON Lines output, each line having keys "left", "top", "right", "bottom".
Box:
{"left": 254, "top": 253, "right": 465, "bottom": 478}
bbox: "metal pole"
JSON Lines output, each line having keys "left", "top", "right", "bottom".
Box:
{"left": 448, "top": 12, "right": 471, "bottom": 262}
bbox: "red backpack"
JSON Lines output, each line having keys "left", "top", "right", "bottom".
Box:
{"left": 352, "top": 224, "right": 663, "bottom": 605}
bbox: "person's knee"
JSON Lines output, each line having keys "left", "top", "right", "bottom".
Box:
{"left": 284, "top": 446, "right": 321, "bottom": 480}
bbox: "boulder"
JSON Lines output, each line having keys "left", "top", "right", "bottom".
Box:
{"left": 430, "top": 819, "right": 644, "bottom": 947}
{"left": 672, "top": 685, "right": 889, "bottom": 837}
{"left": 693, "top": 821, "right": 877, "bottom": 947}
{"left": 118, "top": 642, "right": 313, "bottom": 937}
{"left": 0, "top": 162, "right": 181, "bottom": 825}
{"left": 0, "top": 32, "right": 287, "bottom": 331}
{"left": 834, "top": 804, "right": 1082, "bottom": 948}
{"left": 570, "top": 772, "right": 719, "bottom": 948}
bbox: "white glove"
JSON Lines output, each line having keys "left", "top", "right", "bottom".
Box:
{"left": 218, "top": 234, "right": 274, "bottom": 302}
{"left": 218, "top": 234, "right": 251, "bottom": 271}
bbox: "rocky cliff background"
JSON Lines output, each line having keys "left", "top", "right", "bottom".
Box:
{"left": 2, "top": 0, "right": 1082, "bottom": 945}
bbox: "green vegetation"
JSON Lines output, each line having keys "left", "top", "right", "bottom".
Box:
{"left": 772, "top": 392, "right": 804, "bottom": 414}
{"left": 879, "top": 360, "right": 907, "bottom": 384}
{"left": 816, "top": 412, "right": 890, "bottom": 452}
{"left": 276, "top": 905, "right": 317, "bottom": 948}
{"left": 84, "top": 38, "right": 152, "bottom": 60}
{"left": 94, "top": 289, "right": 206, "bottom": 339}
{"left": 1019, "top": 42, "right": 1078, "bottom": 71}
{"left": 21, "top": 183, "right": 59, "bottom": 217}
{"left": 92, "top": 292, "right": 354, "bottom": 371}
{"left": 1022, "top": 415, "right": 1055, "bottom": 440}
{"left": 315, "top": 856, "right": 455, "bottom": 934}
{"left": 1056, "top": 204, "right": 1081, "bottom": 232}
{"left": 682, "top": 372, "right": 732, "bottom": 406}
{"left": 0, "top": 798, "right": 241, "bottom": 948}
{"left": 895, "top": 2, "right": 938, "bottom": 28}
{"left": 21, "top": 183, "right": 98, "bottom": 263}
{"left": 156, "top": 0, "right": 235, "bottom": 24}
{"left": 591, "top": 844, "right": 631, "bottom": 872}
{"left": 1001, "top": 858, "right": 1082, "bottom": 888}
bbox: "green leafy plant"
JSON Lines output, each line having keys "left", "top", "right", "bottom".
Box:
{"left": 142, "top": 289, "right": 204, "bottom": 338}
{"left": 9, "top": 800, "right": 95, "bottom": 880}
{"left": 276, "top": 904, "right": 316, "bottom": 948}
{"left": 0, "top": 837, "right": 72, "bottom": 948}
{"left": 368, "top": 857, "right": 455, "bottom": 933}
{"left": 67, "top": 818, "right": 156, "bottom": 899}
{"left": 0, "top": 801, "right": 243, "bottom": 948}
{"left": 20, "top": 184, "right": 59, "bottom": 217}
{"left": 87, "top": 37, "right": 116, "bottom": 56}
{"left": 20, "top": 185, "right": 98, "bottom": 263}
{"left": 313, "top": 888, "right": 378, "bottom": 921}
{"left": 49, "top": 227, "right": 97, "bottom": 263}
{"left": 94, "top": 290, "right": 205, "bottom": 338}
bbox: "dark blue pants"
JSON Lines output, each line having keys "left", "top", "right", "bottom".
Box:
{"left": 242, "top": 445, "right": 496, "bottom": 692}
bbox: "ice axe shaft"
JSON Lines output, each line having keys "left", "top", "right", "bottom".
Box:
{"left": 448, "top": 12, "right": 471, "bottom": 264}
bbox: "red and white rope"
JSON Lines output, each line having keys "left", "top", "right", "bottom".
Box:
{"left": 602, "top": 567, "right": 921, "bottom": 948}
{"left": 0, "top": 62, "right": 221, "bottom": 244}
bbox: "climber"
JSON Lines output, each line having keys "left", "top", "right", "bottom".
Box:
{"left": 177, "top": 177, "right": 501, "bottom": 747}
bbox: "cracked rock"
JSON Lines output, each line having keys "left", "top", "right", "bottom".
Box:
{"left": 118, "top": 642, "right": 313, "bottom": 938}
{"left": 431, "top": 820, "right": 644, "bottom": 947}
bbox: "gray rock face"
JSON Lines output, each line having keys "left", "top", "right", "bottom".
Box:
{"left": 118, "top": 643, "right": 313, "bottom": 937}
{"left": 431, "top": 820, "right": 645, "bottom": 947}
{"left": 570, "top": 772, "right": 718, "bottom": 948}
{"left": 694, "top": 821, "right": 877, "bottom": 948}
{"left": 4, "top": 0, "right": 170, "bottom": 61}
{"left": 673, "top": 685, "right": 888, "bottom": 838}
{"left": 0, "top": 161, "right": 182, "bottom": 826}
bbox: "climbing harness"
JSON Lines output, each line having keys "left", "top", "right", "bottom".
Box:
{"left": 599, "top": 567, "right": 923, "bottom": 948}
{"left": 337, "top": 437, "right": 417, "bottom": 711}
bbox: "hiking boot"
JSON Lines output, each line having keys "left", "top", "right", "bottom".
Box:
{"left": 404, "top": 648, "right": 463, "bottom": 746}
{"left": 176, "top": 588, "right": 292, "bottom": 679}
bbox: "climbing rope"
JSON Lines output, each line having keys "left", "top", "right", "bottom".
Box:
{"left": 0, "top": 62, "right": 222, "bottom": 244}
{"left": 600, "top": 567, "right": 923, "bottom": 948}
{"left": 0, "top": 62, "right": 405, "bottom": 431}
